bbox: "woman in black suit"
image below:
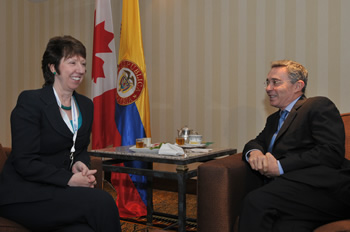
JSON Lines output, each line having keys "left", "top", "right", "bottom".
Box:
{"left": 0, "top": 35, "right": 121, "bottom": 232}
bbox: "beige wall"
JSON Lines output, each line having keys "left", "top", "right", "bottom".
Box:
{"left": 1, "top": 0, "right": 350, "bottom": 153}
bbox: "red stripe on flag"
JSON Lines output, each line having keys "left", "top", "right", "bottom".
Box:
{"left": 92, "top": 89, "right": 121, "bottom": 149}
{"left": 111, "top": 163, "right": 147, "bottom": 218}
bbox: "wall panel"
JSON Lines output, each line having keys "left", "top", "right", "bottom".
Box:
{"left": 1, "top": 0, "right": 350, "bottom": 154}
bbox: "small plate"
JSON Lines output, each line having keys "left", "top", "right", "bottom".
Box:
{"left": 129, "top": 145, "right": 160, "bottom": 154}
{"left": 180, "top": 143, "right": 207, "bottom": 149}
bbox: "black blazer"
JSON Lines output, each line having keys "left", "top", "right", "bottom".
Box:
{"left": 243, "top": 96, "right": 350, "bottom": 201}
{"left": 0, "top": 86, "right": 93, "bottom": 206}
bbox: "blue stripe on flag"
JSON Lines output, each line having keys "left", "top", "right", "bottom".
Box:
{"left": 115, "top": 102, "right": 145, "bottom": 145}
{"left": 115, "top": 102, "right": 148, "bottom": 206}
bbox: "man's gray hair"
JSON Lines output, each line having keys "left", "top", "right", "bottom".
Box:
{"left": 271, "top": 60, "right": 308, "bottom": 93}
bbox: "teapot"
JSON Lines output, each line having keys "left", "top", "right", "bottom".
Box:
{"left": 177, "top": 126, "right": 198, "bottom": 143}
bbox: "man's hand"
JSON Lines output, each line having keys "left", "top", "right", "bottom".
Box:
{"left": 263, "top": 152, "right": 280, "bottom": 177}
{"left": 248, "top": 150, "right": 265, "bottom": 171}
{"left": 248, "top": 151, "right": 280, "bottom": 177}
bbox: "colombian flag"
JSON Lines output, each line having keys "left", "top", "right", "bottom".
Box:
{"left": 91, "top": 0, "right": 150, "bottom": 218}
{"left": 112, "top": 0, "right": 151, "bottom": 218}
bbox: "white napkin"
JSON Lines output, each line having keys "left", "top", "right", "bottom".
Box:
{"left": 158, "top": 143, "right": 185, "bottom": 156}
{"left": 191, "top": 149, "right": 212, "bottom": 153}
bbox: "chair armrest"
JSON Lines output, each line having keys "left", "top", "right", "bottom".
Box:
{"left": 3, "top": 147, "right": 11, "bottom": 158}
{"left": 313, "top": 220, "right": 350, "bottom": 232}
{"left": 197, "top": 153, "right": 246, "bottom": 232}
{"left": 90, "top": 156, "right": 103, "bottom": 190}
{"left": 0, "top": 145, "right": 11, "bottom": 173}
{"left": 0, "top": 217, "right": 31, "bottom": 232}
{"left": 197, "top": 153, "right": 263, "bottom": 232}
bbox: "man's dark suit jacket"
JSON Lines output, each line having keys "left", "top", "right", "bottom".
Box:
{"left": 0, "top": 86, "right": 93, "bottom": 206}
{"left": 243, "top": 95, "right": 350, "bottom": 204}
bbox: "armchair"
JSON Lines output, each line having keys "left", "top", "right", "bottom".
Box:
{"left": 197, "top": 113, "right": 350, "bottom": 232}
{"left": 0, "top": 143, "right": 103, "bottom": 232}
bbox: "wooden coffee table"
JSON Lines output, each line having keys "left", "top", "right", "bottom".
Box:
{"left": 89, "top": 146, "right": 237, "bottom": 232}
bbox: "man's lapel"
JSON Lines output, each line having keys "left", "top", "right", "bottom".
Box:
{"left": 275, "top": 95, "right": 307, "bottom": 141}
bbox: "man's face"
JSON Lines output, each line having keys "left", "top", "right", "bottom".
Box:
{"left": 265, "top": 67, "right": 302, "bottom": 110}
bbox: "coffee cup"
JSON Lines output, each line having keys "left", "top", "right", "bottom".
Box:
{"left": 188, "top": 135, "right": 202, "bottom": 145}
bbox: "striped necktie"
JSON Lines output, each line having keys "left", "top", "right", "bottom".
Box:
{"left": 267, "top": 110, "right": 288, "bottom": 152}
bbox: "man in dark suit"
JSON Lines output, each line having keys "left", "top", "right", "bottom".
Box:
{"left": 239, "top": 60, "right": 350, "bottom": 232}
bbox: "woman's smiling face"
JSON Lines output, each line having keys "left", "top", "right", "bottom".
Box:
{"left": 55, "top": 55, "right": 86, "bottom": 91}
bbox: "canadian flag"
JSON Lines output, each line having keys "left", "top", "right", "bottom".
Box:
{"left": 92, "top": 0, "right": 148, "bottom": 218}
{"left": 91, "top": 0, "right": 121, "bottom": 150}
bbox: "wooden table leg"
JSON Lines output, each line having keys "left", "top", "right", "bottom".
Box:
{"left": 176, "top": 165, "right": 189, "bottom": 232}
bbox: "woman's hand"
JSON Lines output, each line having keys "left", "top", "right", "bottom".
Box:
{"left": 72, "top": 161, "right": 89, "bottom": 175}
{"left": 69, "top": 161, "right": 97, "bottom": 188}
{"left": 68, "top": 171, "right": 97, "bottom": 188}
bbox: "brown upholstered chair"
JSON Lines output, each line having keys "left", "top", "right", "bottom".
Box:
{"left": 197, "top": 113, "right": 350, "bottom": 232}
{"left": 0, "top": 143, "right": 103, "bottom": 232}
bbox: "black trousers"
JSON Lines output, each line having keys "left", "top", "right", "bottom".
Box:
{"left": 238, "top": 177, "right": 349, "bottom": 232}
{"left": 0, "top": 187, "right": 121, "bottom": 232}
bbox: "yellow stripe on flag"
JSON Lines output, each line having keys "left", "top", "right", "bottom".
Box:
{"left": 118, "top": 0, "right": 151, "bottom": 138}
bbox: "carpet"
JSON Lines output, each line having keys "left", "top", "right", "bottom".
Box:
{"left": 103, "top": 180, "right": 197, "bottom": 232}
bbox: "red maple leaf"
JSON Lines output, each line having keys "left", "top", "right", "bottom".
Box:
{"left": 92, "top": 20, "right": 115, "bottom": 83}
